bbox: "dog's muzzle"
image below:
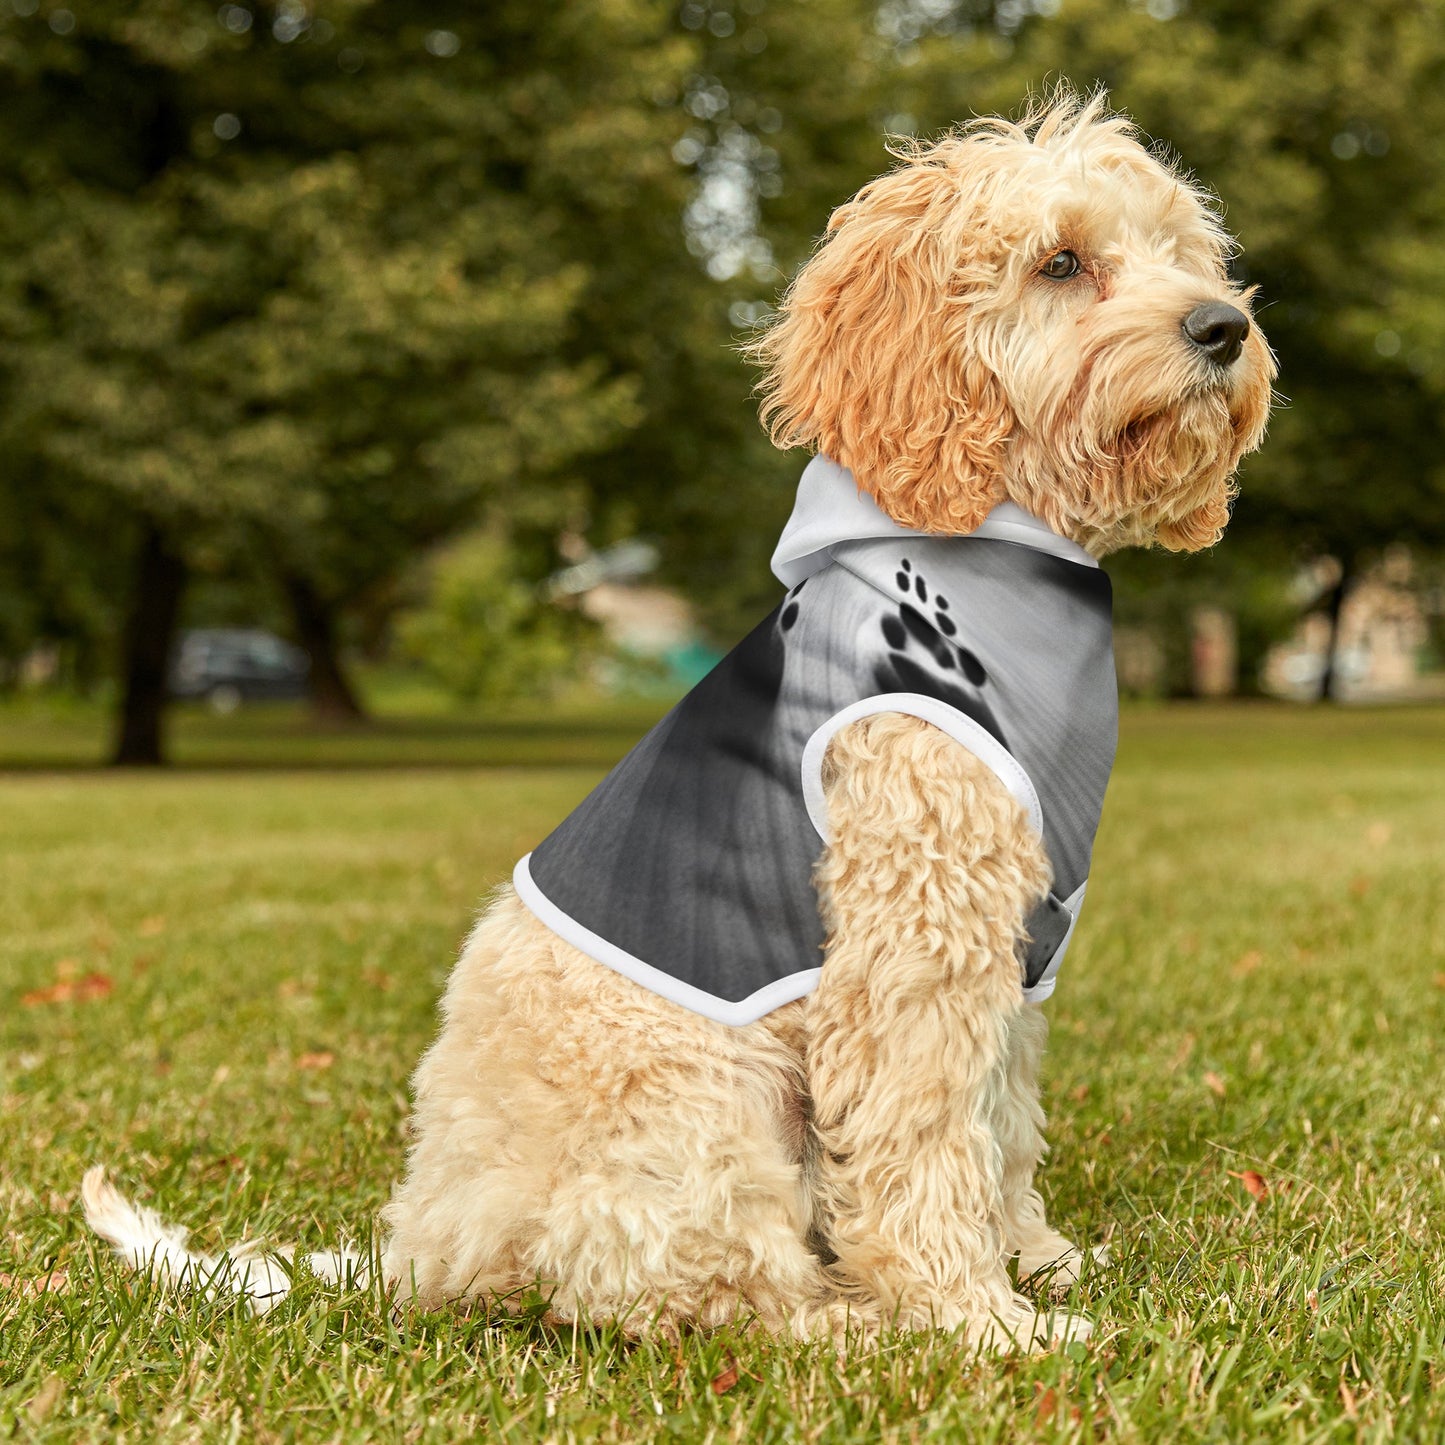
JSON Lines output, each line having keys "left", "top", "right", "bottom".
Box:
{"left": 1182, "top": 301, "right": 1250, "bottom": 368}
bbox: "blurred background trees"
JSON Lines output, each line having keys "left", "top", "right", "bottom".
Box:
{"left": 1, "top": 0, "right": 1442, "bottom": 761}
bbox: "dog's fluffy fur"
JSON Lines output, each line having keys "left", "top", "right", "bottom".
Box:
{"left": 86, "top": 92, "right": 1273, "bottom": 1350}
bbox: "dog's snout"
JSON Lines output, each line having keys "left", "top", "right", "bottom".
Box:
{"left": 1182, "top": 302, "right": 1250, "bottom": 367}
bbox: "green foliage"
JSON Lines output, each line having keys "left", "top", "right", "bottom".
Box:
{"left": 0, "top": 0, "right": 694, "bottom": 668}
{"left": 396, "top": 532, "right": 598, "bottom": 703}
{"left": 2, "top": 0, "right": 1444, "bottom": 699}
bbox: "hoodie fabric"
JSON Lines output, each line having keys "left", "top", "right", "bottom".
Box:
{"left": 514, "top": 457, "right": 1119, "bottom": 1026}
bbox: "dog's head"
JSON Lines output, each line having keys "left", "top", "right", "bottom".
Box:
{"left": 751, "top": 90, "right": 1275, "bottom": 554}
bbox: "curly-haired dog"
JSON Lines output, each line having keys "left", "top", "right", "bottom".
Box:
{"left": 85, "top": 92, "right": 1273, "bottom": 1350}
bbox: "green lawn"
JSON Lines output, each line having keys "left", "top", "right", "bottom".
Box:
{"left": 2, "top": 703, "right": 1442, "bottom": 1442}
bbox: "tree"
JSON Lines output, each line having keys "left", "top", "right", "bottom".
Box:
{"left": 0, "top": 1, "right": 691, "bottom": 758}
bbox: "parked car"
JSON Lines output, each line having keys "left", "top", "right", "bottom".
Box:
{"left": 169, "top": 629, "right": 310, "bottom": 712}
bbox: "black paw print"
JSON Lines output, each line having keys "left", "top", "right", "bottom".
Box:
{"left": 780, "top": 577, "right": 806, "bottom": 632}
{"left": 875, "top": 559, "right": 1004, "bottom": 742}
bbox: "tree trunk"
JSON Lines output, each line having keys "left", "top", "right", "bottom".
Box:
{"left": 112, "top": 523, "right": 187, "bottom": 766}
{"left": 1317, "top": 556, "right": 1354, "bottom": 703}
{"left": 283, "top": 572, "right": 366, "bottom": 723}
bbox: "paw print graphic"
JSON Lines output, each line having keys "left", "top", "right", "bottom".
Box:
{"left": 874, "top": 559, "right": 1006, "bottom": 744}
{"left": 780, "top": 577, "right": 806, "bottom": 632}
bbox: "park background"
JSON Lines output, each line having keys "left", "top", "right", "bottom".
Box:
{"left": 1, "top": 2, "right": 1443, "bottom": 1443}
{"left": 1, "top": 0, "right": 1445, "bottom": 754}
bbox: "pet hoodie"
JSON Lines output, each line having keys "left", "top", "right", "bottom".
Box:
{"left": 514, "top": 456, "right": 1119, "bottom": 1026}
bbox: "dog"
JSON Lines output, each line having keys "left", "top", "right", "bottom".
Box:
{"left": 85, "top": 90, "right": 1274, "bottom": 1351}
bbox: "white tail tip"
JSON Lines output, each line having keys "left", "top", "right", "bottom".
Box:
{"left": 81, "top": 1166, "right": 368, "bottom": 1314}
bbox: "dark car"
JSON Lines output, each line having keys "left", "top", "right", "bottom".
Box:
{"left": 169, "top": 629, "right": 310, "bottom": 712}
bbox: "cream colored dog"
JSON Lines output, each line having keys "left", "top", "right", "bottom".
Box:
{"left": 85, "top": 92, "right": 1273, "bottom": 1351}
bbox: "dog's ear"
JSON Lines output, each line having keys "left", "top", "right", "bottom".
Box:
{"left": 750, "top": 146, "right": 1012, "bottom": 534}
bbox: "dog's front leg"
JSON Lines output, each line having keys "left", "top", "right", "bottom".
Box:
{"left": 994, "top": 1003, "right": 1096, "bottom": 1291}
{"left": 806, "top": 713, "right": 1089, "bottom": 1350}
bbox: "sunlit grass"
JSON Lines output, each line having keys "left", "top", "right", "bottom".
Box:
{"left": 2, "top": 704, "right": 1442, "bottom": 1441}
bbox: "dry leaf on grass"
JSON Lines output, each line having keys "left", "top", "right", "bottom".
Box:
{"left": 21, "top": 973, "right": 114, "bottom": 1007}
{"left": 1228, "top": 1169, "right": 1269, "bottom": 1201}
{"left": 1432, "top": 973, "right": 1445, "bottom": 990}
{"left": 0, "top": 1267, "right": 70, "bottom": 1299}
{"left": 1232, "top": 950, "right": 1263, "bottom": 977}
{"left": 295, "top": 1051, "right": 335, "bottom": 1071}
{"left": 1033, "top": 1385, "right": 1083, "bottom": 1428}
{"left": 1034, "top": 1386, "right": 1058, "bottom": 1425}
{"left": 1203, "top": 1071, "right": 1227, "bottom": 1098}
{"left": 710, "top": 1358, "right": 740, "bottom": 1395}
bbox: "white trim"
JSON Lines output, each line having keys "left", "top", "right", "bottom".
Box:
{"left": 1020, "top": 881, "right": 1088, "bottom": 1003}
{"left": 512, "top": 854, "right": 822, "bottom": 1028}
{"left": 799, "top": 693, "right": 1044, "bottom": 844}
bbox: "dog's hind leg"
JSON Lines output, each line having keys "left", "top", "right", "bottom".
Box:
{"left": 516, "top": 986, "right": 834, "bottom": 1340}
{"left": 805, "top": 714, "right": 1090, "bottom": 1350}
{"left": 383, "top": 890, "right": 832, "bottom": 1338}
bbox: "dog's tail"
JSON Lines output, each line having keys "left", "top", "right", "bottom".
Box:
{"left": 81, "top": 1166, "right": 368, "bottom": 1315}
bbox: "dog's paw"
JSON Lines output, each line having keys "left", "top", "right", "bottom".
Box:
{"left": 1017, "top": 1236, "right": 1109, "bottom": 1295}
{"left": 971, "top": 1296, "right": 1093, "bottom": 1353}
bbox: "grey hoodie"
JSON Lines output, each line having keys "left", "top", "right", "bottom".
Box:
{"left": 514, "top": 457, "right": 1118, "bottom": 1026}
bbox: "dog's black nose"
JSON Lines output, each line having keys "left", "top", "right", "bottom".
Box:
{"left": 1182, "top": 302, "right": 1250, "bottom": 367}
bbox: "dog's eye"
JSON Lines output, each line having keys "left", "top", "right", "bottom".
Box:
{"left": 1040, "top": 250, "right": 1081, "bottom": 280}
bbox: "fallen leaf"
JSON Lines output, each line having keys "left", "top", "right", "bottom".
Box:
{"left": 1228, "top": 1169, "right": 1269, "bottom": 1201}
{"left": 1204, "top": 1071, "right": 1227, "bottom": 1098}
{"left": 138, "top": 916, "right": 167, "bottom": 937}
{"left": 295, "top": 1051, "right": 334, "bottom": 1071}
{"left": 22, "top": 982, "right": 70, "bottom": 1006}
{"left": 1348, "top": 876, "right": 1372, "bottom": 900}
{"left": 0, "top": 1267, "right": 69, "bottom": 1299}
{"left": 21, "top": 972, "right": 113, "bottom": 1007}
{"left": 1231, "top": 950, "right": 1263, "bottom": 977}
{"left": 1070, "top": 1084, "right": 1089, "bottom": 1102}
{"left": 711, "top": 1358, "right": 739, "bottom": 1395}
{"left": 1433, "top": 973, "right": 1445, "bottom": 990}
{"left": 1034, "top": 1385, "right": 1058, "bottom": 1425}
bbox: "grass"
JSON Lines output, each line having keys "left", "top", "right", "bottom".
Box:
{"left": 1, "top": 700, "right": 1442, "bottom": 1442}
